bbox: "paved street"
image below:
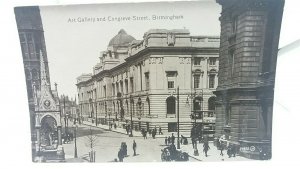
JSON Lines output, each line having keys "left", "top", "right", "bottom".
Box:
{"left": 63, "top": 124, "right": 173, "bottom": 162}
{"left": 62, "top": 123, "right": 252, "bottom": 162}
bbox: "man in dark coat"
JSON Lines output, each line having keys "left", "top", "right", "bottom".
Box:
{"left": 133, "top": 140, "right": 137, "bottom": 156}
{"left": 203, "top": 142, "right": 210, "bottom": 157}
{"left": 171, "top": 133, "right": 175, "bottom": 145}
{"left": 165, "top": 137, "right": 168, "bottom": 146}
{"left": 118, "top": 148, "right": 124, "bottom": 162}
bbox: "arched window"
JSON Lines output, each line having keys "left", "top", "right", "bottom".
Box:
{"left": 166, "top": 96, "right": 176, "bottom": 114}
{"left": 25, "top": 69, "right": 31, "bottom": 80}
{"left": 193, "top": 97, "right": 203, "bottom": 111}
{"left": 31, "top": 69, "right": 39, "bottom": 80}
{"left": 208, "top": 96, "right": 216, "bottom": 111}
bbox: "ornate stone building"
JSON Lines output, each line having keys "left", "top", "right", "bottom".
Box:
{"left": 15, "top": 6, "right": 63, "bottom": 161}
{"left": 77, "top": 29, "right": 219, "bottom": 136}
{"left": 214, "top": 0, "right": 284, "bottom": 159}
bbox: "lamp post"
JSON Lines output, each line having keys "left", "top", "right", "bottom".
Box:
{"left": 176, "top": 86, "right": 180, "bottom": 149}
{"left": 73, "top": 123, "right": 78, "bottom": 158}
{"left": 129, "top": 95, "right": 134, "bottom": 137}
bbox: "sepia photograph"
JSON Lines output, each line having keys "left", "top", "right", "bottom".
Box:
{"left": 13, "top": 0, "right": 285, "bottom": 163}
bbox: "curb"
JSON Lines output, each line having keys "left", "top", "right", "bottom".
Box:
{"left": 81, "top": 123, "right": 144, "bottom": 137}
{"left": 81, "top": 122, "right": 168, "bottom": 138}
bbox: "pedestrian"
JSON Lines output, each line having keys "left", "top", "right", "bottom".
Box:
{"left": 219, "top": 142, "right": 224, "bottom": 156}
{"left": 168, "top": 136, "right": 171, "bottom": 145}
{"left": 232, "top": 144, "right": 236, "bottom": 157}
{"left": 227, "top": 144, "right": 232, "bottom": 158}
{"left": 144, "top": 130, "right": 147, "bottom": 139}
{"left": 203, "top": 142, "right": 210, "bottom": 157}
{"left": 165, "top": 137, "right": 168, "bottom": 145}
{"left": 152, "top": 129, "right": 156, "bottom": 139}
{"left": 114, "top": 123, "right": 117, "bottom": 129}
{"left": 126, "top": 125, "right": 129, "bottom": 135}
{"left": 118, "top": 148, "right": 124, "bottom": 162}
{"left": 191, "top": 137, "right": 195, "bottom": 148}
{"left": 171, "top": 133, "right": 175, "bottom": 145}
{"left": 180, "top": 135, "right": 184, "bottom": 145}
{"left": 133, "top": 140, "right": 137, "bottom": 156}
{"left": 159, "top": 127, "right": 162, "bottom": 135}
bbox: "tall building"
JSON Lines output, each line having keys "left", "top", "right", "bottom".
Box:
{"left": 214, "top": 0, "right": 284, "bottom": 159}
{"left": 15, "top": 6, "right": 51, "bottom": 159}
{"left": 15, "top": 6, "right": 63, "bottom": 161}
{"left": 77, "top": 29, "right": 219, "bottom": 136}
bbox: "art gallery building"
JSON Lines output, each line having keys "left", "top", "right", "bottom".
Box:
{"left": 76, "top": 29, "right": 220, "bottom": 136}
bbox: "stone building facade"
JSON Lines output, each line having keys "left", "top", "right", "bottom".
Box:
{"left": 77, "top": 29, "right": 219, "bottom": 136}
{"left": 214, "top": 0, "right": 284, "bottom": 159}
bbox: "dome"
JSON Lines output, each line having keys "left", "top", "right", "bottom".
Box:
{"left": 108, "top": 29, "right": 135, "bottom": 47}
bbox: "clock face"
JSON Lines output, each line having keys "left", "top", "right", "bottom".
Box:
{"left": 43, "top": 100, "right": 51, "bottom": 108}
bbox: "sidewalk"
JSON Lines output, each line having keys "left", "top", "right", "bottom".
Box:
{"left": 179, "top": 142, "right": 253, "bottom": 162}
{"left": 81, "top": 121, "right": 167, "bottom": 138}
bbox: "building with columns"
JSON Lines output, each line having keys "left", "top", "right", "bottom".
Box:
{"left": 214, "top": 0, "right": 284, "bottom": 159}
{"left": 77, "top": 29, "right": 219, "bottom": 136}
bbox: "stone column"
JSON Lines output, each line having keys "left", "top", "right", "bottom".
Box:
{"left": 57, "top": 126, "right": 62, "bottom": 145}
{"left": 36, "top": 127, "right": 41, "bottom": 152}
{"left": 203, "top": 57, "right": 208, "bottom": 88}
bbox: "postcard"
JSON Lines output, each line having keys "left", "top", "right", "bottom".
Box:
{"left": 14, "top": 0, "right": 285, "bottom": 162}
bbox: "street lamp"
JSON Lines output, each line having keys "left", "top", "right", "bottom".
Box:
{"left": 129, "top": 95, "right": 134, "bottom": 137}
{"left": 73, "top": 123, "right": 78, "bottom": 158}
{"left": 176, "top": 86, "right": 180, "bottom": 149}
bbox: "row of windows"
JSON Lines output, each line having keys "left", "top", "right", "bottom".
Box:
{"left": 80, "top": 71, "right": 216, "bottom": 101}
{"left": 194, "top": 58, "right": 217, "bottom": 66}
{"left": 192, "top": 74, "right": 216, "bottom": 89}
{"left": 19, "top": 33, "right": 40, "bottom": 60}
{"left": 166, "top": 96, "right": 216, "bottom": 115}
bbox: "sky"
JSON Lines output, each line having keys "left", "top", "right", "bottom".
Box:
{"left": 39, "top": 0, "right": 221, "bottom": 98}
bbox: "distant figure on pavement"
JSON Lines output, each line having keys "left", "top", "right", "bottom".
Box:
{"left": 203, "top": 142, "right": 210, "bottom": 157}
{"left": 165, "top": 137, "right": 168, "bottom": 145}
{"left": 219, "top": 142, "right": 224, "bottom": 156}
{"left": 168, "top": 136, "right": 171, "bottom": 145}
{"left": 232, "top": 144, "right": 237, "bottom": 157}
{"left": 152, "top": 129, "right": 156, "bottom": 139}
{"left": 227, "top": 144, "right": 233, "bottom": 158}
{"left": 118, "top": 148, "right": 124, "bottom": 162}
{"left": 171, "top": 133, "right": 175, "bottom": 145}
{"left": 159, "top": 127, "right": 162, "bottom": 135}
{"left": 133, "top": 140, "right": 137, "bottom": 156}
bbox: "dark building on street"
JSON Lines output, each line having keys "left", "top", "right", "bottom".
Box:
{"left": 15, "top": 6, "right": 63, "bottom": 162}
{"left": 214, "top": 0, "right": 284, "bottom": 159}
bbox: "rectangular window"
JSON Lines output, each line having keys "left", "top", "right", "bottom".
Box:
{"left": 103, "top": 86, "right": 106, "bottom": 97}
{"left": 166, "top": 71, "right": 177, "bottom": 89}
{"left": 194, "top": 57, "right": 201, "bottom": 65}
{"left": 209, "top": 58, "right": 216, "bottom": 65}
{"left": 145, "top": 73, "right": 150, "bottom": 90}
{"left": 168, "top": 81, "right": 174, "bottom": 89}
{"left": 229, "top": 50, "right": 235, "bottom": 76}
{"left": 194, "top": 75, "right": 200, "bottom": 88}
{"left": 209, "top": 74, "right": 215, "bottom": 88}
{"left": 112, "top": 84, "right": 115, "bottom": 96}
{"left": 130, "top": 77, "right": 134, "bottom": 93}
{"left": 168, "top": 123, "right": 177, "bottom": 132}
{"left": 120, "top": 81, "right": 123, "bottom": 94}
{"left": 125, "top": 80, "right": 128, "bottom": 94}
{"left": 116, "top": 82, "right": 119, "bottom": 94}
{"left": 232, "top": 17, "right": 238, "bottom": 33}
